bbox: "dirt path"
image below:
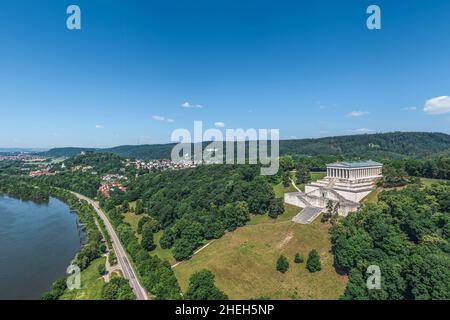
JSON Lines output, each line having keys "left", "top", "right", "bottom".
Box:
{"left": 171, "top": 240, "right": 215, "bottom": 268}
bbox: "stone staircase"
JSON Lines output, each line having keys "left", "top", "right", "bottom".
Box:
{"left": 292, "top": 206, "right": 323, "bottom": 224}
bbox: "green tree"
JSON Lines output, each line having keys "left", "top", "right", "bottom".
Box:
{"left": 306, "top": 250, "right": 321, "bottom": 272}
{"left": 186, "top": 270, "right": 228, "bottom": 300}
{"left": 282, "top": 171, "right": 290, "bottom": 188}
{"left": 135, "top": 199, "right": 144, "bottom": 215}
{"left": 322, "top": 200, "right": 334, "bottom": 222}
{"left": 98, "top": 263, "right": 106, "bottom": 276}
{"left": 102, "top": 277, "right": 135, "bottom": 300}
{"left": 137, "top": 216, "right": 160, "bottom": 234}
{"left": 280, "top": 156, "right": 294, "bottom": 172}
{"left": 296, "top": 163, "right": 310, "bottom": 185}
{"left": 42, "top": 277, "right": 67, "bottom": 300}
{"left": 268, "top": 198, "right": 284, "bottom": 219}
{"left": 173, "top": 238, "right": 195, "bottom": 261}
{"left": 160, "top": 229, "right": 175, "bottom": 249}
{"left": 276, "top": 255, "right": 289, "bottom": 273}
{"left": 141, "top": 223, "right": 156, "bottom": 251}
{"left": 223, "top": 201, "right": 250, "bottom": 231}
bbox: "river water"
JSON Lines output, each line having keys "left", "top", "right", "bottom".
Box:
{"left": 0, "top": 195, "right": 85, "bottom": 300}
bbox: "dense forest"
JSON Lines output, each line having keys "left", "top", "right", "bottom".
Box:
{"left": 332, "top": 182, "right": 450, "bottom": 299}
{"left": 0, "top": 175, "right": 50, "bottom": 202}
{"left": 37, "top": 172, "right": 102, "bottom": 198}
{"left": 384, "top": 157, "right": 450, "bottom": 180}
{"left": 63, "top": 153, "right": 127, "bottom": 175}
{"left": 43, "top": 132, "right": 450, "bottom": 160}
{"left": 102, "top": 164, "right": 282, "bottom": 261}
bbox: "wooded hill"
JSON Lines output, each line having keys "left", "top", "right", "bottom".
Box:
{"left": 42, "top": 132, "right": 450, "bottom": 160}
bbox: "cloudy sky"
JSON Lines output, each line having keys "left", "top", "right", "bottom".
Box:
{"left": 0, "top": 0, "right": 450, "bottom": 148}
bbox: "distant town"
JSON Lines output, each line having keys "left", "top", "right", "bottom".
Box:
{"left": 1, "top": 151, "right": 196, "bottom": 198}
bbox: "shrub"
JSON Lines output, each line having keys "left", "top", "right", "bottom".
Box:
{"left": 306, "top": 250, "right": 322, "bottom": 272}
{"left": 276, "top": 255, "right": 289, "bottom": 273}
{"left": 98, "top": 263, "right": 106, "bottom": 276}
{"left": 294, "top": 253, "right": 304, "bottom": 264}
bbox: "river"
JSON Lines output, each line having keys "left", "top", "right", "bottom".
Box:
{"left": 0, "top": 195, "right": 85, "bottom": 300}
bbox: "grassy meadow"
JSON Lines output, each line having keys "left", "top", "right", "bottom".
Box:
{"left": 60, "top": 257, "right": 106, "bottom": 300}
{"left": 173, "top": 204, "right": 346, "bottom": 299}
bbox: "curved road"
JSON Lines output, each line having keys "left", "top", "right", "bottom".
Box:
{"left": 71, "top": 192, "right": 149, "bottom": 300}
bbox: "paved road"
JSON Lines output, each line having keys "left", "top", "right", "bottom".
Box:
{"left": 72, "top": 192, "right": 149, "bottom": 300}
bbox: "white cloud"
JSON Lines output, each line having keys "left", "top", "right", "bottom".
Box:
{"left": 152, "top": 115, "right": 165, "bottom": 121}
{"left": 353, "top": 128, "right": 375, "bottom": 134}
{"left": 214, "top": 122, "right": 226, "bottom": 128}
{"left": 319, "top": 130, "right": 329, "bottom": 135}
{"left": 152, "top": 115, "right": 175, "bottom": 123}
{"left": 402, "top": 106, "right": 417, "bottom": 112}
{"left": 348, "top": 111, "right": 370, "bottom": 117}
{"left": 95, "top": 124, "right": 104, "bottom": 129}
{"left": 290, "top": 136, "right": 297, "bottom": 139}
{"left": 424, "top": 96, "right": 450, "bottom": 115}
{"left": 181, "top": 101, "right": 203, "bottom": 109}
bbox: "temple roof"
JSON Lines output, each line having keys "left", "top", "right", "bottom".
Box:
{"left": 327, "top": 160, "right": 383, "bottom": 168}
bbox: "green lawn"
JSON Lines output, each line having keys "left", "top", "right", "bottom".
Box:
{"left": 274, "top": 171, "right": 327, "bottom": 196}
{"left": 362, "top": 188, "right": 381, "bottom": 204}
{"left": 273, "top": 182, "right": 296, "bottom": 198}
{"left": 152, "top": 230, "right": 177, "bottom": 265}
{"left": 123, "top": 211, "right": 141, "bottom": 229}
{"left": 173, "top": 204, "right": 346, "bottom": 300}
{"left": 123, "top": 207, "right": 146, "bottom": 241}
{"left": 248, "top": 204, "right": 299, "bottom": 225}
{"left": 60, "top": 257, "right": 106, "bottom": 300}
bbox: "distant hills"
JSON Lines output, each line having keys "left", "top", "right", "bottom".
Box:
{"left": 0, "top": 148, "right": 47, "bottom": 153}
{"left": 41, "top": 132, "right": 450, "bottom": 160}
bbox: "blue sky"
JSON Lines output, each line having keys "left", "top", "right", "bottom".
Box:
{"left": 1, "top": 0, "right": 450, "bottom": 148}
